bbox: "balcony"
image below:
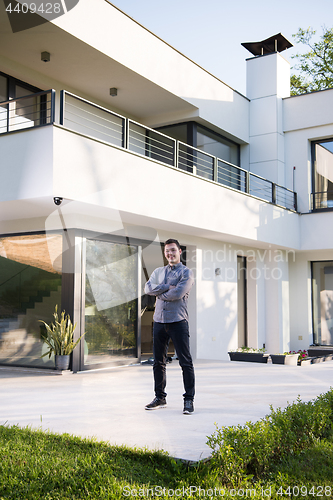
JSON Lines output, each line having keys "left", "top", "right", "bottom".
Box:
{"left": 311, "top": 192, "right": 333, "bottom": 211}
{"left": 0, "top": 90, "right": 55, "bottom": 133}
{"left": 0, "top": 89, "right": 297, "bottom": 212}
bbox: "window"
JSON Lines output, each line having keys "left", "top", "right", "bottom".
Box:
{"left": 84, "top": 239, "right": 138, "bottom": 366}
{"left": 0, "top": 72, "right": 43, "bottom": 134}
{"left": 0, "top": 233, "right": 62, "bottom": 368}
{"left": 312, "top": 261, "right": 333, "bottom": 345}
{"left": 197, "top": 125, "right": 240, "bottom": 166}
{"left": 0, "top": 75, "right": 7, "bottom": 101}
{"left": 0, "top": 75, "right": 8, "bottom": 134}
{"left": 156, "top": 122, "right": 240, "bottom": 167}
{"left": 312, "top": 139, "right": 333, "bottom": 209}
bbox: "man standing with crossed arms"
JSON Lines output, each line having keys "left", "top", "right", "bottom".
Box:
{"left": 144, "top": 238, "right": 195, "bottom": 414}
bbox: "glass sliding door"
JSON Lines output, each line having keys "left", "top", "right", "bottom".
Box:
{"left": 84, "top": 239, "right": 138, "bottom": 367}
{"left": 0, "top": 234, "right": 62, "bottom": 367}
{"left": 312, "top": 261, "right": 333, "bottom": 345}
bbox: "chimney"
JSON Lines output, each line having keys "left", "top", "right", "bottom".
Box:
{"left": 242, "top": 34, "right": 293, "bottom": 185}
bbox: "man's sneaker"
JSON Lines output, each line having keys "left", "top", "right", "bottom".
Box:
{"left": 145, "top": 397, "right": 167, "bottom": 410}
{"left": 183, "top": 400, "right": 194, "bottom": 414}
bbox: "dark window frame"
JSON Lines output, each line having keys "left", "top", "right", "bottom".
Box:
{"left": 311, "top": 260, "right": 333, "bottom": 346}
{"left": 311, "top": 138, "right": 333, "bottom": 211}
{"left": 0, "top": 71, "right": 46, "bottom": 134}
{"left": 0, "top": 229, "right": 64, "bottom": 369}
{"left": 156, "top": 121, "right": 240, "bottom": 167}
{"left": 0, "top": 71, "right": 42, "bottom": 101}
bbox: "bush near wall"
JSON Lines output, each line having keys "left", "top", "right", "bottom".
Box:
{"left": 206, "top": 389, "right": 333, "bottom": 487}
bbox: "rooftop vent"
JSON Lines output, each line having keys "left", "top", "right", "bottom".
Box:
{"left": 241, "top": 33, "right": 293, "bottom": 56}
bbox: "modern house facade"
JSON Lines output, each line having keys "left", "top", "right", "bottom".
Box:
{"left": 0, "top": 0, "right": 333, "bottom": 372}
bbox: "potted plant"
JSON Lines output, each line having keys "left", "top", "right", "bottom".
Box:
{"left": 40, "top": 306, "right": 85, "bottom": 370}
{"left": 228, "top": 346, "right": 269, "bottom": 363}
{"left": 290, "top": 349, "right": 312, "bottom": 366}
{"left": 270, "top": 351, "right": 299, "bottom": 366}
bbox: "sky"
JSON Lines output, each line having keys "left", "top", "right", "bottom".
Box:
{"left": 110, "top": 0, "right": 333, "bottom": 96}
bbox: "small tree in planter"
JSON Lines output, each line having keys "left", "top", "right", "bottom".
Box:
{"left": 40, "top": 306, "right": 85, "bottom": 370}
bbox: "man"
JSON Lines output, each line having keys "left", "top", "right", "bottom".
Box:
{"left": 144, "top": 238, "right": 195, "bottom": 414}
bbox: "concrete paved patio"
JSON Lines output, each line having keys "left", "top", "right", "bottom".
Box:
{"left": 1, "top": 359, "right": 333, "bottom": 461}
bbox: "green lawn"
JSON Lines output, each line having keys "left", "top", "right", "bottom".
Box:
{"left": 1, "top": 389, "right": 333, "bottom": 499}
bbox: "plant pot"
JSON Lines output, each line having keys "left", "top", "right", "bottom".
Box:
{"left": 228, "top": 352, "right": 269, "bottom": 363}
{"left": 312, "top": 356, "right": 324, "bottom": 363}
{"left": 55, "top": 355, "right": 70, "bottom": 371}
{"left": 298, "top": 358, "right": 312, "bottom": 366}
{"left": 270, "top": 354, "right": 298, "bottom": 366}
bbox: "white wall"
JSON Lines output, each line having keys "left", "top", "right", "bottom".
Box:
{"left": 247, "top": 52, "right": 290, "bottom": 186}
{"left": 289, "top": 254, "right": 312, "bottom": 352}
{"left": 283, "top": 89, "right": 333, "bottom": 213}
{"left": 52, "top": 125, "right": 300, "bottom": 250}
{"left": 0, "top": 127, "right": 53, "bottom": 201}
{"left": 263, "top": 251, "right": 290, "bottom": 354}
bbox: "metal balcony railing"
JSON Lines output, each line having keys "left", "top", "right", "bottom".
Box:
{"left": 217, "top": 160, "right": 247, "bottom": 192}
{"left": 127, "top": 120, "right": 175, "bottom": 166}
{"left": 311, "top": 192, "right": 333, "bottom": 210}
{"left": 0, "top": 90, "right": 55, "bottom": 134}
{"left": 0, "top": 89, "right": 298, "bottom": 212}
{"left": 60, "top": 91, "right": 125, "bottom": 147}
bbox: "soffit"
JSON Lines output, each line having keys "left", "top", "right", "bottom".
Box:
{"left": 0, "top": 197, "right": 298, "bottom": 251}
{"left": 0, "top": 6, "right": 196, "bottom": 121}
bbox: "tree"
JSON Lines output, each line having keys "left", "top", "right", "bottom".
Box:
{"left": 291, "top": 27, "right": 333, "bottom": 95}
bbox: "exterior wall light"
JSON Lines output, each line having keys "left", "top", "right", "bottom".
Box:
{"left": 110, "top": 87, "right": 118, "bottom": 97}
{"left": 41, "top": 51, "right": 50, "bottom": 62}
{"left": 215, "top": 268, "right": 221, "bottom": 276}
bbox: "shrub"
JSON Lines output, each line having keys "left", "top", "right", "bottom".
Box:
{"left": 206, "top": 389, "right": 333, "bottom": 486}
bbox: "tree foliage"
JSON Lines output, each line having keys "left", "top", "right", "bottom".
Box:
{"left": 291, "top": 27, "right": 333, "bottom": 95}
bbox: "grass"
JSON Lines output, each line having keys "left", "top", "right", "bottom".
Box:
{"left": 1, "top": 390, "right": 333, "bottom": 499}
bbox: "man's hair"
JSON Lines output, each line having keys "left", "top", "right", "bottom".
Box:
{"left": 164, "top": 238, "right": 181, "bottom": 250}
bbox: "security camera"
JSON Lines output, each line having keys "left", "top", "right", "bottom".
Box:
{"left": 53, "top": 197, "right": 63, "bottom": 206}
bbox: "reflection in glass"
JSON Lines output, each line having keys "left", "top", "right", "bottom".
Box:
{"left": 155, "top": 123, "right": 188, "bottom": 144}
{"left": 0, "top": 75, "right": 8, "bottom": 134}
{"left": 312, "top": 261, "right": 333, "bottom": 345}
{"left": 85, "top": 240, "right": 138, "bottom": 366}
{"left": 9, "top": 86, "right": 39, "bottom": 132}
{"left": 197, "top": 126, "right": 240, "bottom": 166}
{"left": 313, "top": 140, "right": 333, "bottom": 208}
{"left": 0, "top": 234, "right": 62, "bottom": 367}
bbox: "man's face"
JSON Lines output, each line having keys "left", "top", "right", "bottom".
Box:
{"left": 164, "top": 243, "right": 182, "bottom": 265}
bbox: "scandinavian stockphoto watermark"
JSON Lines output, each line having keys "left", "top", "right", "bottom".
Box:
{"left": 3, "top": 0, "right": 80, "bottom": 33}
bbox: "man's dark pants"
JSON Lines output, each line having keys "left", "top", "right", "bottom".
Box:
{"left": 152, "top": 320, "right": 195, "bottom": 401}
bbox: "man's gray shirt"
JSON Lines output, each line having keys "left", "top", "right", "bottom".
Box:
{"left": 144, "top": 262, "right": 194, "bottom": 323}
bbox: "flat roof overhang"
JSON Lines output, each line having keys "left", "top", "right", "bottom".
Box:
{"left": 0, "top": 3, "right": 197, "bottom": 122}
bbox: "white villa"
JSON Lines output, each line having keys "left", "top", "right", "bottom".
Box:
{"left": 1, "top": 0, "right": 333, "bottom": 371}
